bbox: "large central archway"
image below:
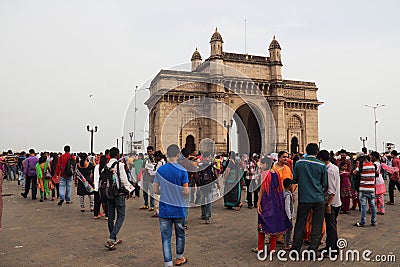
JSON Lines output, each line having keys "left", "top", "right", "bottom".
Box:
{"left": 234, "top": 104, "right": 262, "bottom": 155}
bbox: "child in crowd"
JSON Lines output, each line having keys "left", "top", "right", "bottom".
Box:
{"left": 283, "top": 178, "right": 293, "bottom": 250}
{"left": 339, "top": 162, "right": 351, "bottom": 214}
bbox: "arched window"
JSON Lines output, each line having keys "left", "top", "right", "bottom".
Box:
{"left": 288, "top": 115, "right": 302, "bottom": 129}
{"left": 185, "top": 135, "right": 195, "bottom": 153}
{"left": 183, "top": 111, "right": 195, "bottom": 125}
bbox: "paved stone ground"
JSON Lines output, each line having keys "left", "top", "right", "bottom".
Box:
{"left": 0, "top": 180, "right": 399, "bottom": 267}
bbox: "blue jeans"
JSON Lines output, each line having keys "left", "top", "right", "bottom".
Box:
{"left": 159, "top": 217, "right": 185, "bottom": 267}
{"left": 200, "top": 186, "right": 213, "bottom": 220}
{"left": 107, "top": 194, "right": 126, "bottom": 241}
{"left": 284, "top": 220, "right": 293, "bottom": 245}
{"left": 359, "top": 191, "right": 377, "bottom": 225}
{"left": 142, "top": 180, "right": 155, "bottom": 208}
{"left": 183, "top": 192, "right": 190, "bottom": 225}
{"left": 59, "top": 176, "right": 73, "bottom": 202}
{"left": 7, "top": 165, "right": 17, "bottom": 181}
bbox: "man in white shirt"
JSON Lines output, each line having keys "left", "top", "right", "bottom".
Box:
{"left": 318, "top": 150, "right": 341, "bottom": 256}
{"left": 105, "top": 147, "right": 134, "bottom": 250}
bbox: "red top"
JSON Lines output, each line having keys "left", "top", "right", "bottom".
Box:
{"left": 55, "top": 153, "right": 75, "bottom": 177}
{"left": 392, "top": 158, "right": 400, "bottom": 181}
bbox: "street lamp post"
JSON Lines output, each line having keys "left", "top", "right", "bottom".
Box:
{"left": 360, "top": 137, "right": 368, "bottom": 148}
{"left": 134, "top": 85, "right": 138, "bottom": 145}
{"left": 224, "top": 119, "right": 234, "bottom": 154}
{"left": 121, "top": 136, "right": 124, "bottom": 155}
{"left": 86, "top": 125, "right": 98, "bottom": 154}
{"left": 365, "top": 104, "right": 385, "bottom": 151}
{"left": 129, "top": 132, "right": 134, "bottom": 154}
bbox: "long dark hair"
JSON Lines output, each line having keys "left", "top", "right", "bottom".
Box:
{"left": 50, "top": 153, "right": 59, "bottom": 175}
{"left": 79, "top": 153, "right": 88, "bottom": 167}
{"left": 38, "top": 155, "right": 47, "bottom": 165}
{"left": 99, "top": 155, "right": 107, "bottom": 172}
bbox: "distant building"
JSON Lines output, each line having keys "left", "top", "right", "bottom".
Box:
{"left": 386, "top": 142, "right": 396, "bottom": 152}
{"left": 145, "top": 28, "right": 322, "bottom": 154}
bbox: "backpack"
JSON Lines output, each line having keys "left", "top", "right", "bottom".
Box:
{"left": 353, "top": 161, "right": 363, "bottom": 192}
{"left": 99, "top": 161, "right": 124, "bottom": 200}
{"left": 64, "top": 155, "right": 76, "bottom": 177}
{"left": 199, "top": 162, "right": 216, "bottom": 186}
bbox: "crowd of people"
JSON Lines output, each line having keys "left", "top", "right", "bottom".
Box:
{"left": 0, "top": 143, "right": 399, "bottom": 265}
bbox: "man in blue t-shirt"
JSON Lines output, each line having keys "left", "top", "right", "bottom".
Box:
{"left": 154, "top": 144, "right": 189, "bottom": 267}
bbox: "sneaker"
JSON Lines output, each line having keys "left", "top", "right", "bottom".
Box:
{"left": 353, "top": 222, "right": 365, "bottom": 227}
{"left": 371, "top": 222, "right": 378, "bottom": 226}
{"left": 98, "top": 213, "right": 105, "bottom": 217}
{"left": 21, "top": 192, "right": 27, "bottom": 198}
{"left": 66, "top": 201, "right": 73, "bottom": 204}
{"left": 58, "top": 200, "right": 64, "bottom": 206}
{"left": 205, "top": 219, "right": 211, "bottom": 224}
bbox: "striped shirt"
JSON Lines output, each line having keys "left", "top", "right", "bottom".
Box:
{"left": 356, "top": 162, "right": 376, "bottom": 193}
{"left": 5, "top": 155, "right": 18, "bottom": 166}
{"left": 246, "top": 160, "right": 257, "bottom": 180}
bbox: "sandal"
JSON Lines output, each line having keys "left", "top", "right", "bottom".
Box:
{"left": 113, "top": 239, "right": 122, "bottom": 245}
{"left": 140, "top": 206, "right": 149, "bottom": 209}
{"left": 149, "top": 207, "right": 155, "bottom": 211}
{"left": 175, "top": 257, "right": 188, "bottom": 266}
{"left": 251, "top": 248, "right": 260, "bottom": 253}
{"left": 234, "top": 203, "right": 243, "bottom": 211}
{"left": 104, "top": 241, "right": 116, "bottom": 250}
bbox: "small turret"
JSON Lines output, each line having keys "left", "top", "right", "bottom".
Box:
{"left": 210, "top": 27, "right": 223, "bottom": 58}
{"left": 269, "top": 36, "right": 282, "bottom": 80}
{"left": 191, "top": 48, "right": 202, "bottom": 71}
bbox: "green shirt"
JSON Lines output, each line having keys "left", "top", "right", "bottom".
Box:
{"left": 293, "top": 156, "right": 328, "bottom": 203}
{"left": 133, "top": 159, "right": 144, "bottom": 176}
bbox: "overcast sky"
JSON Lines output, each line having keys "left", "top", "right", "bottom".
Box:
{"left": 1, "top": 0, "right": 399, "bottom": 153}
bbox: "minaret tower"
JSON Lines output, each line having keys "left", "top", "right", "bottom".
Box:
{"left": 191, "top": 48, "right": 202, "bottom": 71}
{"left": 269, "top": 36, "right": 283, "bottom": 80}
{"left": 210, "top": 27, "right": 223, "bottom": 58}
